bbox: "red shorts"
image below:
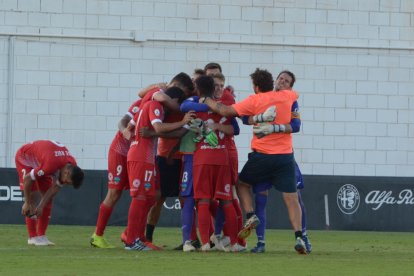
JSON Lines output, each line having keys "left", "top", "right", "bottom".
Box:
{"left": 127, "top": 161, "right": 158, "bottom": 197}
{"left": 193, "top": 164, "right": 232, "bottom": 200}
{"left": 107, "top": 149, "right": 129, "bottom": 190}
{"left": 15, "top": 154, "right": 52, "bottom": 193}
{"left": 228, "top": 148, "right": 238, "bottom": 185}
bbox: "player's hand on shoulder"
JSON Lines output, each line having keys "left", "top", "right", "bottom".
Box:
{"left": 182, "top": 111, "right": 196, "bottom": 124}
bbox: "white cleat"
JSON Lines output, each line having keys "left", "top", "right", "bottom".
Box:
{"left": 183, "top": 240, "right": 196, "bottom": 252}
{"left": 28, "top": 237, "right": 37, "bottom": 245}
{"left": 35, "top": 235, "right": 55, "bottom": 246}
{"left": 200, "top": 243, "right": 212, "bottom": 252}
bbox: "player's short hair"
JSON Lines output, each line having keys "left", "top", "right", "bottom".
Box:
{"left": 250, "top": 68, "right": 274, "bottom": 92}
{"left": 164, "top": 86, "right": 186, "bottom": 104}
{"left": 170, "top": 72, "right": 194, "bottom": 95}
{"left": 204, "top": 62, "right": 222, "bottom": 73}
{"left": 195, "top": 75, "right": 215, "bottom": 98}
{"left": 193, "top": 68, "right": 206, "bottom": 76}
{"left": 276, "top": 70, "right": 296, "bottom": 87}
{"left": 71, "top": 165, "right": 84, "bottom": 189}
{"left": 210, "top": 72, "right": 225, "bottom": 83}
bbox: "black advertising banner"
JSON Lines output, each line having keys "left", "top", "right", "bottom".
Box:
{"left": 1, "top": 168, "right": 413, "bottom": 231}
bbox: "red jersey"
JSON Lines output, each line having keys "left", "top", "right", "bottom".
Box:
{"left": 110, "top": 99, "right": 142, "bottom": 156}
{"left": 157, "top": 111, "right": 183, "bottom": 159}
{"left": 127, "top": 101, "right": 165, "bottom": 164}
{"left": 15, "top": 140, "right": 77, "bottom": 181}
{"left": 193, "top": 112, "right": 229, "bottom": 166}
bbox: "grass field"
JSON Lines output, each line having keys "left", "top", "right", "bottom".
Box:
{"left": 0, "top": 224, "right": 413, "bottom": 276}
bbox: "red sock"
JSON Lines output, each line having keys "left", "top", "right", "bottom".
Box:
{"left": 197, "top": 201, "right": 211, "bottom": 245}
{"left": 25, "top": 217, "right": 37, "bottom": 238}
{"left": 139, "top": 197, "right": 155, "bottom": 241}
{"left": 37, "top": 202, "right": 52, "bottom": 236}
{"left": 233, "top": 199, "right": 246, "bottom": 246}
{"left": 126, "top": 198, "right": 141, "bottom": 244}
{"left": 95, "top": 203, "right": 113, "bottom": 236}
{"left": 190, "top": 208, "right": 198, "bottom": 241}
{"left": 222, "top": 202, "right": 238, "bottom": 244}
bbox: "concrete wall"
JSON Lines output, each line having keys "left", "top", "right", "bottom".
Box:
{"left": 1, "top": 0, "right": 414, "bottom": 176}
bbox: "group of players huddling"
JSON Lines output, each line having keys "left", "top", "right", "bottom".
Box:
{"left": 17, "top": 62, "right": 311, "bottom": 254}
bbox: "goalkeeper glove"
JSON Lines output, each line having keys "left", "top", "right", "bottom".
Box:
{"left": 204, "top": 130, "right": 218, "bottom": 147}
{"left": 252, "top": 105, "right": 276, "bottom": 123}
{"left": 188, "top": 118, "right": 203, "bottom": 133}
{"left": 253, "top": 123, "right": 286, "bottom": 138}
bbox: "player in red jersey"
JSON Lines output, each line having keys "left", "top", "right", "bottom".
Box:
{"left": 90, "top": 99, "right": 142, "bottom": 248}
{"left": 136, "top": 73, "right": 195, "bottom": 243}
{"left": 124, "top": 87, "right": 194, "bottom": 250}
{"left": 205, "top": 63, "right": 246, "bottom": 250}
{"left": 191, "top": 75, "right": 240, "bottom": 252}
{"left": 15, "top": 140, "right": 84, "bottom": 246}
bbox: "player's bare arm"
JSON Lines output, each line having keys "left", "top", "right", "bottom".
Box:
{"left": 35, "top": 183, "right": 61, "bottom": 217}
{"left": 153, "top": 111, "right": 195, "bottom": 134}
{"left": 138, "top": 82, "right": 167, "bottom": 98}
{"left": 153, "top": 92, "right": 180, "bottom": 112}
{"left": 203, "top": 97, "right": 238, "bottom": 117}
{"left": 21, "top": 174, "right": 35, "bottom": 216}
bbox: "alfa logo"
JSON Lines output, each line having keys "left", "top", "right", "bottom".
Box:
{"left": 337, "top": 184, "right": 360, "bottom": 215}
{"left": 154, "top": 109, "right": 160, "bottom": 116}
{"left": 37, "top": 170, "right": 44, "bottom": 176}
{"left": 224, "top": 184, "right": 231, "bottom": 193}
{"left": 108, "top": 173, "right": 113, "bottom": 181}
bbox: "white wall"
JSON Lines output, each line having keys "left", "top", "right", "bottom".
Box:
{"left": 0, "top": 0, "right": 413, "bottom": 176}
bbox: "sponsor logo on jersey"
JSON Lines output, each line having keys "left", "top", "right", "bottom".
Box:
{"left": 337, "top": 184, "right": 360, "bottom": 215}
{"left": 108, "top": 173, "right": 113, "bottom": 181}
{"left": 133, "top": 179, "right": 140, "bottom": 188}
{"left": 224, "top": 184, "right": 231, "bottom": 193}
{"left": 181, "top": 183, "right": 187, "bottom": 192}
{"left": 154, "top": 109, "right": 160, "bottom": 117}
{"left": 132, "top": 106, "right": 139, "bottom": 113}
{"left": 37, "top": 170, "right": 44, "bottom": 177}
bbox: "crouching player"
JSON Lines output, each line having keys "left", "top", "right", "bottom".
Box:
{"left": 16, "top": 140, "right": 84, "bottom": 246}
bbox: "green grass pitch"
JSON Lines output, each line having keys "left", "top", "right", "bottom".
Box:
{"left": 0, "top": 224, "right": 413, "bottom": 275}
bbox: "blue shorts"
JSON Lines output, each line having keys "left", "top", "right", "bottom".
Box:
{"left": 180, "top": 154, "right": 193, "bottom": 197}
{"left": 252, "top": 160, "right": 305, "bottom": 193}
{"left": 239, "top": 152, "right": 296, "bottom": 193}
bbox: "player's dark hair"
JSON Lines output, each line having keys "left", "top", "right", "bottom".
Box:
{"left": 195, "top": 75, "right": 215, "bottom": 98}
{"left": 170, "top": 72, "right": 194, "bottom": 95}
{"left": 194, "top": 68, "right": 206, "bottom": 76}
{"left": 204, "top": 62, "right": 222, "bottom": 73}
{"left": 164, "top": 86, "right": 186, "bottom": 104}
{"left": 71, "top": 165, "right": 84, "bottom": 189}
{"left": 276, "top": 70, "right": 296, "bottom": 87}
{"left": 250, "top": 68, "right": 274, "bottom": 92}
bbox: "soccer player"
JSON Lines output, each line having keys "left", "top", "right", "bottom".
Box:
{"left": 137, "top": 73, "right": 195, "bottom": 243}
{"left": 90, "top": 99, "right": 142, "bottom": 248}
{"left": 191, "top": 75, "right": 240, "bottom": 252}
{"left": 15, "top": 140, "right": 84, "bottom": 246}
{"left": 248, "top": 70, "right": 312, "bottom": 253}
{"left": 203, "top": 68, "right": 308, "bottom": 254}
{"left": 124, "top": 87, "right": 194, "bottom": 250}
